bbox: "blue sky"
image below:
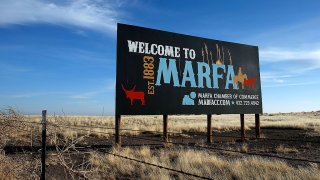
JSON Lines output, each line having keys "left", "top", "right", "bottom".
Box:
{"left": 1, "top": 0, "right": 320, "bottom": 115}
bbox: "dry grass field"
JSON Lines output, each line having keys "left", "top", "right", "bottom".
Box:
{"left": 88, "top": 147, "right": 320, "bottom": 179}
{"left": 21, "top": 111, "right": 320, "bottom": 140}
{"left": 1, "top": 110, "right": 320, "bottom": 179}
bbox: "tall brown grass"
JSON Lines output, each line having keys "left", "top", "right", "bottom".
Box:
{"left": 0, "top": 108, "right": 40, "bottom": 179}
{"left": 88, "top": 147, "right": 320, "bottom": 179}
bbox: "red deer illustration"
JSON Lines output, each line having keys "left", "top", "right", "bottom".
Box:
{"left": 121, "top": 84, "right": 145, "bottom": 106}
{"left": 244, "top": 78, "right": 256, "bottom": 89}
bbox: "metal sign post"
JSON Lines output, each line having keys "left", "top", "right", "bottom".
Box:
{"left": 163, "top": 115, "right": 168, "bottom": 144}
{"left": 207, "top": 114, "right": 212, "bottom": 144}
{"left": 240, "top": 114, "right": 245, "bottom": 141}
{"left": 255, "top": 114, "right": 261, "bottom": 138}
{"left": 115, "top": 115, "right": 121, "bottom": 146}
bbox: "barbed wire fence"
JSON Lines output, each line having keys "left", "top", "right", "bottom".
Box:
{"left": 0, "top": 110, "right": 319, "bottom": 179}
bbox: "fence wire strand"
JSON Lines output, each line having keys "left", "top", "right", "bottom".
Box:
{"left": 46, "top": 123, "right": 320, "bottom": 164}
{"left": 1, "top": 118, "right": 320, "bottom": 165}
{"left": 2, "top": 118, "right": 319, "bottom": 143}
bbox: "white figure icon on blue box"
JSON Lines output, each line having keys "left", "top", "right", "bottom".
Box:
{"left": 182, "top": 92, "right": 196, "bottom": 105}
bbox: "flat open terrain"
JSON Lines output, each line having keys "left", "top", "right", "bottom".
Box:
{"left": 1, "top": 111, "right": 320, "bottom": 179}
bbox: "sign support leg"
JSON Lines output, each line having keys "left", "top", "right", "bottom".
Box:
{"left": 240, "top": 114, "right": 245, "bottom": 141}
{"left": 163, "top": 115, "right": 168, "bottom": 144}
{"left": 207, "top": 114, "right": 212, "bottom": 144}
{"left": 115, "top": 115, "right": 121, "bottom": 146}
{"left": 255, "top": 114, "right": 261, "bottom": 138}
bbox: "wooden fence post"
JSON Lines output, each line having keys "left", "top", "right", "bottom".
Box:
{"left": 207, "top": 114, "right": 212, "bottom": 144}
{"left": 30, "top": 127, "right": 33, "bottom": 147}
{"left": 41, "top": 110, "right": 47, "bottom": 180}
{"left": 240, "top": 114, "right": 245, "bottom": 141}
{"left": 255, "top": 114, "right": 261, "bottom": 138}
{"left": 163, "top": 115, "right": 168, "bottom": 144}
{"left": 115, "top": 115, "right": 121, "bottom": 146}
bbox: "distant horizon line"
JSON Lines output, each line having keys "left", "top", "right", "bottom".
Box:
{"left": 23, "top": 110, "right": 320, "bottom": 116}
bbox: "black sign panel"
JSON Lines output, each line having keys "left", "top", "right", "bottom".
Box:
{"left": 116, "top": 23, "right": 262, "bottom": 115}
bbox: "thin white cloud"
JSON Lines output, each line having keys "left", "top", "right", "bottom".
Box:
{"left": 245, "top": 17, "right": 320, "bottom": 48}
{"left": 260, "top": 48, "right": 320, "bottom": 64}
{"left": 244, "top": 16, "right": 320, "bottom": 90}
{"left": 245, "top": 17, "right": 320, "bottom": 73}
{"left": 260, "top": 66, "right": 320, "bottom": 87}
{"left": 0, "top": 0, "right": 118, "bottom": 33}
{"left": 4, "top": 89, "right": 107, "bottom": 99}
{"left": 69, "top": 80, "right": 115, "bottom": 99}
{"left": 69, "top": 90, "right": 102, "bottom": 99}
{"left": 260, "top": 73, "right": 285, "bottom": 85}
{"left": 263, "top": 81, "right": 320, "bottom": 88}
{"left": 6, "top": 91, "right": 69, "bottom": 98}
{"left": 259, "top": 48, "right": 320, "bottom": 87}
{"left": 261, "top": 72, "right": 293, "bottom": 81}
{"left": 0, "top": 62, "right": 33, "bottom": 73}
{"left": 1, "top": 78, "right": 115, "bottom": 99}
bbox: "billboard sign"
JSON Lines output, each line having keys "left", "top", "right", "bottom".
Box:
{"left": 116, "top": 23, "right": 262, "bottom": 115}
